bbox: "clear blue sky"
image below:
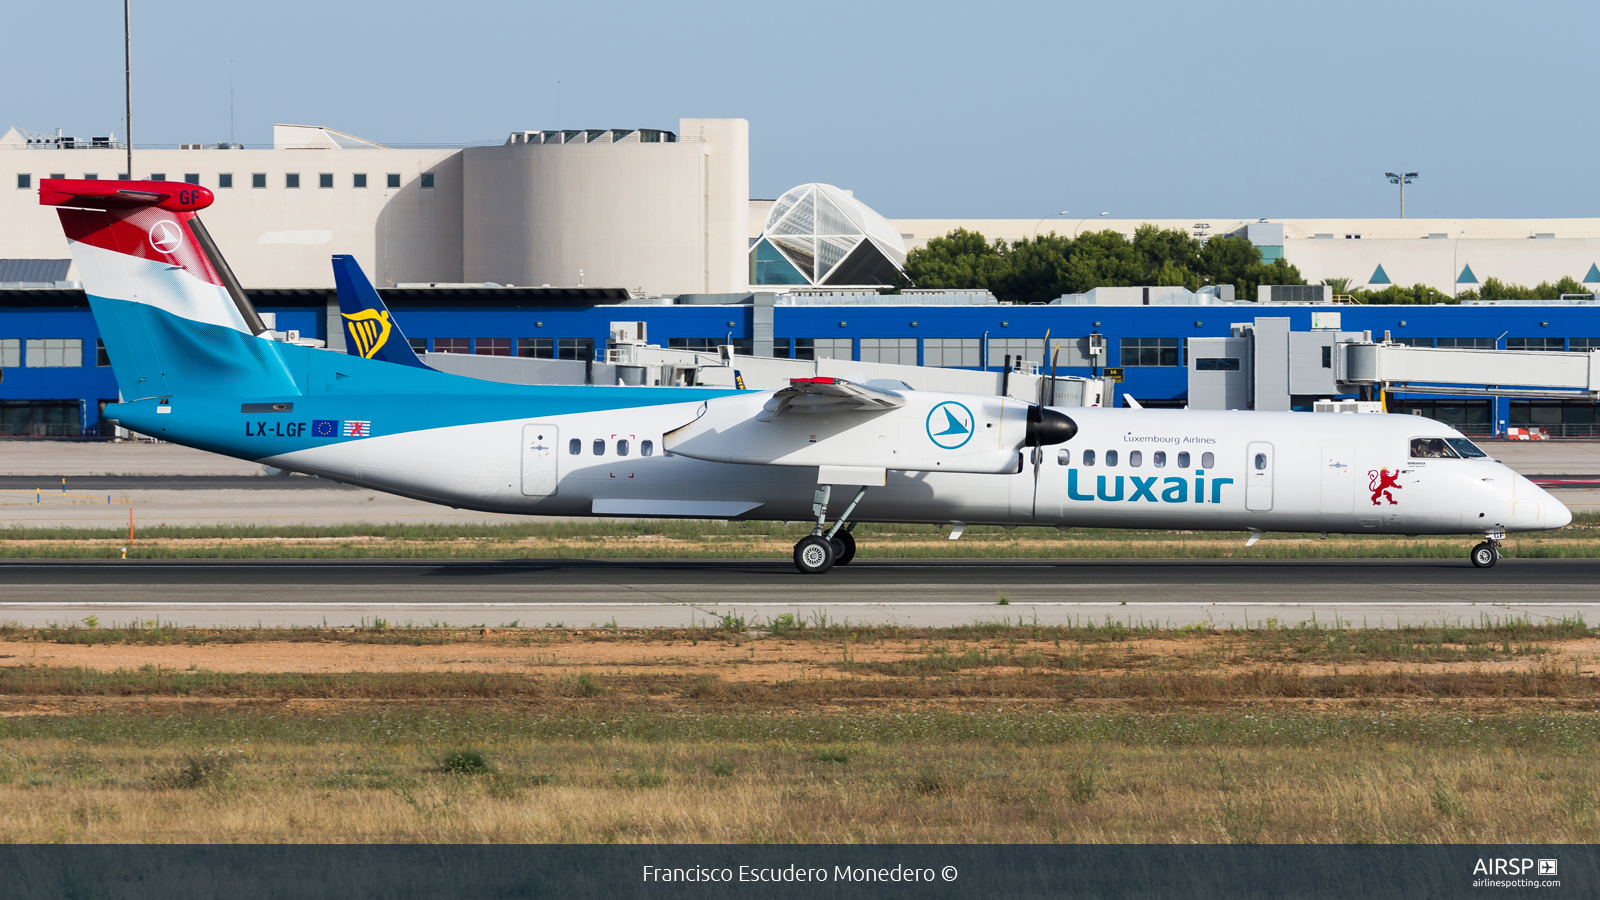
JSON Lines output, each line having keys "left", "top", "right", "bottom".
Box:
{"left": 9, "top": 0, "right": 1598, "bottom": 220}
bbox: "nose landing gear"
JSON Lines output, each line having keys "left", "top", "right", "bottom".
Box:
{"left": 1470, "top": 531, "right": 1505, "bottom": 569}
{"left": 793, "top": 484, "right": 866, "bottom": 574}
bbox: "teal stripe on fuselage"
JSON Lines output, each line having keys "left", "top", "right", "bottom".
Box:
{"left": 94, "top": 296, "right": 740, "bottom": 457}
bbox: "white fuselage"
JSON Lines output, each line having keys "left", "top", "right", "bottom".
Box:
{"left": 264, "top": 405, "right": 1567, "bottom": 536}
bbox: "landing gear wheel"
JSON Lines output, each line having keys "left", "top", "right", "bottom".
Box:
{"left": 794, "top": 535, "right": 836, "bottom": 575}
{"left": 1470, "top": 542, "right": 1498, "bottom": 569}
{"left": 831, "top": 530, "right": 857, "bottom": 566}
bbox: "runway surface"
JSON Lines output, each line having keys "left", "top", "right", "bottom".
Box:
{"left": 5, "top": 558, "right": 1597, "bottom": 629}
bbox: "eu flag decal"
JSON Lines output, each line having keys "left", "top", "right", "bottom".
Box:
{"left": 312, "top": 420, "right": 339, "bottom": 437}
{"left": 342, "top": 420, "right": 371, "bottom": 437}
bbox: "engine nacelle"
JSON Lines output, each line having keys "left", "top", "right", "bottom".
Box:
{"left": 664, "top": 389, "right": 1033, "bottom": 474}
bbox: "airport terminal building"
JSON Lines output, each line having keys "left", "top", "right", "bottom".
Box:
{"left": 6, "top": 119, "right": 1600, "bottom": 438}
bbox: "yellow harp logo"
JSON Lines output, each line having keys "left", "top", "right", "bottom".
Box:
{"left": 342, "top": 309, "right": 392, "bottom": 358}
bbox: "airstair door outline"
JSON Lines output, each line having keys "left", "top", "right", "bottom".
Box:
{"left": 1245, "top": 441, "right": 1274, "bottom": 512}
{"left": 1318, "top": 443, "right": 1354, "bottom": 513}
{"left": 521, "top": 424, "right": 559, "bottom": 497}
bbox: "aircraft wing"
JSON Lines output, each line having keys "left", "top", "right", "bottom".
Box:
{"left": 665, "top": 381, "right": 1032, "bottom": 475}
{"left": 756, "top": 377, "right": 906, "bottom": 421}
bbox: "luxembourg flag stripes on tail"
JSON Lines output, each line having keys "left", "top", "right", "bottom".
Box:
{"left": 40, "top": 179, "right": 299, "bottom": 400}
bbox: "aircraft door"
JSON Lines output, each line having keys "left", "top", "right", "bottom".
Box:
{"left": 1318, "top": 443, "right": 1354, "bottom": 513}
{"left": 1245, "top": 442, "right": 1274, "bottom": 511}
{"left": 521, "top": 424, "right": 560, "bottom": 497}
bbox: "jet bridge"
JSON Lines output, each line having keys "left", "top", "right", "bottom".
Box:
{"left": 1340, "top": 342, "right": 1600, "bottom": 400}
{"left": 1189, "top": 315, "right": 1600, "bottom": 413}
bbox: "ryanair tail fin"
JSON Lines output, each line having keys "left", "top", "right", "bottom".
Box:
{"left": 41, "top": 178, "right": 299, "bottom": 400}
{"left": 332, "top": 255, "right": 431, "bottom": 369}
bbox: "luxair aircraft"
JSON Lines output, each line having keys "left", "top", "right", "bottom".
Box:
{"left": 45, "top": 179, "right": 1568, "bottom": 573}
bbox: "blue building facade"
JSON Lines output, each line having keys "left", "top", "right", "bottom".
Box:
{"left": 3, "top": 290, "right": 1595, "bottom": 437}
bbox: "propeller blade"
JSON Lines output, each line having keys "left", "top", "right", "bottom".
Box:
{"left": 1030, "top": 328, "right": 1050, "bottom": 524}
{"left": 1035, "top": 329, "right": 1051, "bottom": 414}
{"left": 1048, "top": 341, "right": 1063, "bottom": 407}
{"left": 1031, "top": 443, "right": 1043, "bottom": 523}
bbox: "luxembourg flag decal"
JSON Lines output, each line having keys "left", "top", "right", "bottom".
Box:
{"left": 342, "top": 420, "right": 371, "bottom": 437}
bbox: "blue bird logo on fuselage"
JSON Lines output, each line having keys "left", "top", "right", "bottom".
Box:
{"left": 926, "top": 401, "right": 975, "bottom": 449}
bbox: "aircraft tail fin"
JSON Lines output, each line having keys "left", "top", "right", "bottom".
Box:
{"left": 41, "top": 179, "right": 299, "bottom": 400}
{"left": 332, "top": 255, "right": 432, "bottom": 369}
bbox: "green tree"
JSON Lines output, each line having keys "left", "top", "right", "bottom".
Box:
{"left": 903, "top": 225, "right": 1306, "bottom": 303}
{"left": 1351, "top": 283, "right": 1455, "bottom": 305}
{"left": 901, "top": 228, "right": 1010, "bottom": 290}
{"left": 1196, "top": 236, "right": 1306, "bottom": 302}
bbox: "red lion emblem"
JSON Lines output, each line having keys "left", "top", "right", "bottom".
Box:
{"left": 1368, "top": 468, "right": 1402, "bottom": 506}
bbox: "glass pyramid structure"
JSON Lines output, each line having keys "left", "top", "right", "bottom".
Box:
{"left": 750, "top": 184, "right": 908, "bottom": 287}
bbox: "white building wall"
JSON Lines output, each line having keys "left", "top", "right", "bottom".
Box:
{"left": 462, "top": 139, "right": 709, "bottom": 293}
{"left": 0, "top": 146, "right": 463, "bottom": 288}
{"left": 680, "top": 118, "right": 749, "bottom": 294}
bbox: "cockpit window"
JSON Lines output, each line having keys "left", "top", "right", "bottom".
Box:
{"left": 1445, "top": 438, "right": 1488, "bottom": 459}
{"left": 1410, "top": 438, "right": 1460, "bottom": 459}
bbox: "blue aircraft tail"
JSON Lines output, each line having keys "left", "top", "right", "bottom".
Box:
{"left": 332, "top": 255, "right": 432, "bottom": 369}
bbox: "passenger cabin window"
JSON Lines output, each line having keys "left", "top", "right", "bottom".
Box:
{"left": 641, "top": 440, "right": 654, "bottom": 457}
{"left": 1128, "top": 450, "right": 1142, "bottom": 467}
{"left": 592, "top": 439, "right": 605, "bottom": 456}
{"left": 1082, "top": 449, "right": 1096, "bottom": 466}
{"left": 1410, "top": 437, "right": 1459, "bottom": 459}
{"left": 1153, "top": 451, "right": 1166, "bottom": 467}
{"left": 1105, "top": 450, "right": 1118, "bottom": 467}
{"left": 1254, "top": 453, "right": 1268, "bottom": 470}
{"left": 1056, "top": 449, "right": 1070, "bottom": 465}
{"left": 617, "top": 439, "right": 629, "bottom": 457}
{"left": 1177, "top": 451, "right": 1191, "bottom": 468}
{"left": 1201, "top": 452, "right": 1214, "bottom": 468}
{"left": 568, "top": 439, "right": 580, "bottom": 455}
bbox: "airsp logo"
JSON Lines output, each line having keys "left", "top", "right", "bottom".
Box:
{"left": 148, "top": 219, "right": 184, "bottom": 254}
{"left": 926, "top": 401, "right": 974, "bottom": 450}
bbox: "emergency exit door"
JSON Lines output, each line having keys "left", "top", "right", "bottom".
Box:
{"left": 1245, "top": 441, "right": 1274, "bottom": 511}
{"left": 521, "top": 424, "right": 560, "bottom": 497}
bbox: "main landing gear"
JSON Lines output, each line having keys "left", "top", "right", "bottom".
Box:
{"left": 793, "top": 484, "right": 866, "bottom": 574}
{"left": 1470, "top": 532, "right": 1505, "bottom": 569}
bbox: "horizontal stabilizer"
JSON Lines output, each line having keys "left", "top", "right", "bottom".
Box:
{"left": 40, "top": 179, "right": 214, "bottom": 212}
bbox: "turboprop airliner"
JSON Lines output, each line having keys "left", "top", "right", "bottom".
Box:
{"left": 44, "top": 179, "right": 1568, "bottom": 573}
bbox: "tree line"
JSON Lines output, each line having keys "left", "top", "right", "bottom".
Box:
{"left": 1325, "top": 275, "right": 1593, "bottom": 305}
{"left": 901, "top": 225, "right": 1304, "bottom": 304}
{"left": 905, "top": 225, "right": 1595, "bottom": 306}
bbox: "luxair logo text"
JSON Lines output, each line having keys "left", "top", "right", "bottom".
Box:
{"left": 1064, "top": 468, "right": 1235, "bottom": 504}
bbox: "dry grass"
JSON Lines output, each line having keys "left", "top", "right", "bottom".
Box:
{"left": 4, "top": 620, "right": 1600, "bottom": 843}
{"left": 5, "top": 733, "right": 1600, "bottom": 843}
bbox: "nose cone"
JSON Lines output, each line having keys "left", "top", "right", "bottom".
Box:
{"left": 1507, "top": 473, "right": 1571, "bottom": 531}
{"left": 1545, "top": 488, "right": 1574, "bottom": 528}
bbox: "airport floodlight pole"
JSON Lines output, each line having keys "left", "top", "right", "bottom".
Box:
{"left": 1385, "top": 171, "right": 1418, "bottom": 218}
{"left": 123, "top": 0, "right": 132, "bottom": 178}
{"left": 1452, "top": 230, "right": 1466, "bottom": 299}
{"left": 1033, "top": 210, "right": 1069, "bottom": 240}
{"left": 1073, "top": 212, "right": 1110, "bottom": 238}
